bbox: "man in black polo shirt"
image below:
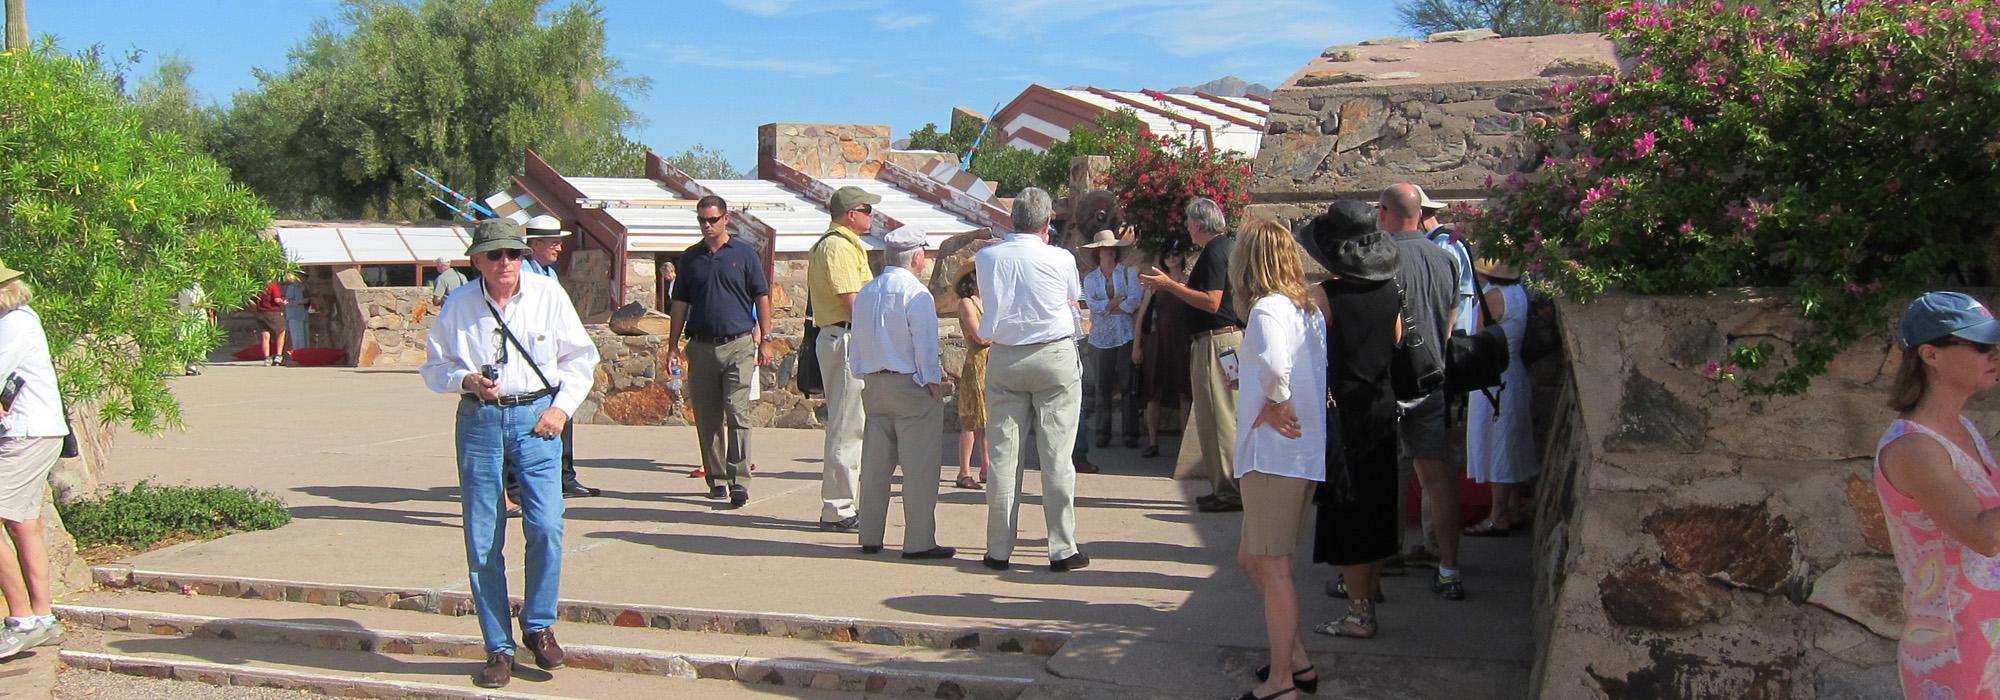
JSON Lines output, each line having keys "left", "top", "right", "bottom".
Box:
{"left": 1140, "top": 197, "right": 1243, "bottom": 513}
{"left": 667, "top": 195, "right": 772, "bottom": 509}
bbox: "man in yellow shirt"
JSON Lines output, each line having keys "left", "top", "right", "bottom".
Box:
{"left": 808, "top": 185, "right": 881, "bottom": 531}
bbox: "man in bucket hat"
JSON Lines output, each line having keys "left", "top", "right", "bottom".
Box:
{"left": 420, "top": 218, "right": 600, "bottom": 689}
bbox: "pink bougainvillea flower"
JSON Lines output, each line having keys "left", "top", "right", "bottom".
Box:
{"left": 1680, "top": 116, "right": 1695, "bottom": 132}
{"left": 1633, "top": 131, "right": 1658, "bottom": 158}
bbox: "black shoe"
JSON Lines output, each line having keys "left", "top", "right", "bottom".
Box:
{"left": 1237, "top": 686, "right": 1297, "bottom": 700}
{"left": 1123, "top": 437, "right": 1140, "bottom": 449}
{"left": 1254, "top": 664, "right": 1319, "bottom": 695}
{"left": 902, "top": 546, "right": 956, "bottom": 560}
{"left": 1433, "top": 573, "right": 1466, "bottom": 601}
{"left": 1141, "top": 444, "right": 1160, "bottom": 458}
{"left": 1327, "top": 575, "right": 1386, "bottom": 602}
{"left": 727, "top": 485, "right": 748, "bottom": 508}
{"left": 707, "top": 485, "right": 727, "bottom": 500}
{"left": 982, "top": 556, "right": 1010, "bottom": 570}
{"left": 819, "top": 516, "right": 859, "bottom": 533}
{"left": 1050, "top": 552, "right": 1090, "bottom": 572}
{"left": 1197, "top": 497, "right": 1243, "bottom": 513}
{"left": 562, "top": 482, "right": 600, "bottom": 497}
{"left": 861, "top": 545, "right": 882, "bottom": 554}
{"left": 1094, "top": 435, "right": 1111, "bottom": 448}
{"left": 1075, "top": 458, "right": 1100, "bottom": 474}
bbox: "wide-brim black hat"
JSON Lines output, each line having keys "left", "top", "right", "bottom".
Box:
{"left": 1293, "top": 200, "right": 1400, "bottom": 283}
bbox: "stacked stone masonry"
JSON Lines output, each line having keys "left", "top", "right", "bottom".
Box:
{"left": 1533, "top": 290, "right": 1928, "bottom": 700}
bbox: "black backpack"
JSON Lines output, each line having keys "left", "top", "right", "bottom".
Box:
{"left": 1444, "top": 286, "right": 1511, "bottom": 408}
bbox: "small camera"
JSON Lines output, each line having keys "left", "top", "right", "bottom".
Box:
{"left": 480, "top": 364, "right": 499, "bottom": 381}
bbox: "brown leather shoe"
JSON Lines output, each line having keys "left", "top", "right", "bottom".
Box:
{"left": 476, "top": 652, "right": 513, "bottom": 688}
{"left": 523, "top": 627, "right": 565, "bottom": 670}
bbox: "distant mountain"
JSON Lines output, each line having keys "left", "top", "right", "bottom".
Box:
{"left": 1168, "top": 76, "right": 1273, "bottom": 99}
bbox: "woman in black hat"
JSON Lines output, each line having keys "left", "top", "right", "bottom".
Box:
{"left": 1298, "top": 200, "right": 1404, "bottom": 641}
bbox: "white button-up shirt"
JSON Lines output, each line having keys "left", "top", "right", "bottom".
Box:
{"left": 0, "top": 307, "right": 69, "bottom": 438}
{"left": 1084, "top": 264, "right": 1141, "bottom": 349}
{"left": 976, "top": 233, "right": 1082, "bottom": 346}
{"left": 847, "top": 266, "right": 942, "bottom": 387}
{"left": 420, "top": 275, "right": 600, "bottom": 417}
{"left": 1233, "top": 295, "right": 1329, "bottom": 482}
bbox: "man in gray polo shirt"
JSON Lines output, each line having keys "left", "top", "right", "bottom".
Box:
{"left": 1381, "top": 183, "right": 1466, "bottom": 602}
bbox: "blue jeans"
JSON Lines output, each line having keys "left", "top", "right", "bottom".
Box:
{"left": 455, "top": 395, "right": 564, "bottom": 655}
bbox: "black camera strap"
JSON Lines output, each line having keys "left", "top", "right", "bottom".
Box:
{"left": 481, "top": 283, "right": 556, "bottom": 395}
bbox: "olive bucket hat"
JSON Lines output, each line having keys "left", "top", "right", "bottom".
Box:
{"left": 466, "top": 218, "right": 531, "bottom": 257}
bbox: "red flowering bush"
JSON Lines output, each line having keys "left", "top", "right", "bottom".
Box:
{"left": 1467, "top": 0, "right": 2000, "bottom": 394}
{"left": 1099, "top": 128, "right": 1253, "bottom": 251}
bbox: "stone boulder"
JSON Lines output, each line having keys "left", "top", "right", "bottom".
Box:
{"left": 1807, "top": 557, "right": 1904, "bottom": 639}
{"left": 929, "top": 229, "right": 1002, "bottom": 314}
{"left": 609, "top": 302, "right": 672, "bottom": 337}
{"left": 1645, "top": 502, "right": 1802, "bottom": 593}
{"left": 1599, "top": 559, "right": 1732, "bottom": 630}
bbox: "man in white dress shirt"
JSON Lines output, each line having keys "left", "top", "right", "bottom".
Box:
{"left": 975, "top": 187, "right": 1090, "bottom": 573}
{"left": 847, "top": 224, "right": 956, "bottom": 561}
{"left": 420, "top": 219, "right": 600, "bottom": 689}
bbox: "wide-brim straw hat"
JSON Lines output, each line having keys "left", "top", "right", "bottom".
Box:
{"left": 1080, "top": 228, "right": 1135, "bottom": 249}
{"left": 0, "top": 259, "right": 20, "bottom": 286}
{"left": 1474, "top": 257, "right": 1522, "bottom": 281}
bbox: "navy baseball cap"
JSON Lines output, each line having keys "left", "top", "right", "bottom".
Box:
{"left": 1899, "top": 292, "right": 2000, "bottom": 349}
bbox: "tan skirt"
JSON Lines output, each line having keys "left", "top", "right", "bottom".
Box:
{"left": 957, "top": 345, "right": 989, "bottom": 428}
{"left": 0, "top": 437, "right": 60, "bottom": 521}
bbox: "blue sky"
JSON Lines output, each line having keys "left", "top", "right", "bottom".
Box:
{"left": 41, "top": 1, "right": 1403, "bottom": 174}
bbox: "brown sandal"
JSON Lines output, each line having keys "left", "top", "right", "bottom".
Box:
{"left": 955, "top": 475, "right": 982, "bottom": 490}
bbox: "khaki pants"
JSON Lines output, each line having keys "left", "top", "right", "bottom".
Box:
{"left": 817, "top": 327, "right": 867, "bottom": 522}
{"left": 859, "top": 373, "right": 943, "bottom": 551}
{"left": 1189, "top": 330, "right": 1243, "bottom": 502}
{"left": 688, "top": 334, "right": 755, "bottom": 487}
{"left": 985, "top": 340, "right": 1082, "bottom": 562}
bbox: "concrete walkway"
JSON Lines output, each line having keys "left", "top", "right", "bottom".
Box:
{"left": 94, "top": 363, "right": 1534, "bottom": 698}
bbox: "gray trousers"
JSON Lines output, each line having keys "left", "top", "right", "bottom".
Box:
{"left": 859, "top": 373, "right": 943, "bottom": 551}
{"left": 688, "top": 334, "right": 755, "bottom": 488}
{"left": 817, "top": 327, "right": 866, "bottom": 522}
{"left": 1089, "top": 342, "right": 1140, "bottom": 442}
{"left": 985, "top": 340, "right": 1082, "bottom": 562}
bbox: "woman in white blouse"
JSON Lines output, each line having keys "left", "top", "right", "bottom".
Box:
{"left": 0, "top": 260, "right": 69, "bottom": 658}
{"left": 1226, "top": 220, "right": 1328, "bottom": 700}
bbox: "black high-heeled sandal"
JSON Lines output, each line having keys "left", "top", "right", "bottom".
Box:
{"left": 1254, "top": 664, "right": 1318, "bottom": 694}
{"left": 1238, "top": 685, "right": 1297, "bottom": 700}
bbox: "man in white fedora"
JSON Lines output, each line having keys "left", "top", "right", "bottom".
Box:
{"left": 518, "top": 214, "right": 597, "bottom": 498}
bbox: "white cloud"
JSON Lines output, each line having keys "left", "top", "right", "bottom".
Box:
{"left": 652, "top": 43, "right": 846, "bottom": 76}
{"left": 967, "top": 0, "right": 1388, "bottom": 58}
{"left": 722, "top": 0, "right": 798, "bottom": 17}
{"left": 875, "top": 14, "right": 933, "bottom": 30}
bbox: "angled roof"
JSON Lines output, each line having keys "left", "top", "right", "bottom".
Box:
{"left": 273, "top": 223, "right": 471, "bottom": 266}
{"left": 989, "top": 84, "right": 1268, "bottom": 157}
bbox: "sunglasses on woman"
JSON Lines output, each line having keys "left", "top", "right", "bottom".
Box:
{"left": 1935, "top": 337, "right": 1998, "bottom": 354}
{"left": 483, "top": 249, "right": 525, "bottom": 262}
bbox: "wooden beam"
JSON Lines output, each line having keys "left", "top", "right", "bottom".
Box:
{"left": 1144, "top": 90, "right": 1262, "bottom": 130}
{"left": 875, "top": 160, "right": 1012, "bottom": 231}
{"left": 1196, "top": 90, "right": 1269, "bottom": 117}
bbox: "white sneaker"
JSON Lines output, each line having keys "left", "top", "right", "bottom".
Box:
{"left": 0, "top": 624, "right": 28, "bottom": 660}
{"left": 24, "top": 620, "right": 61, "bottom": 648}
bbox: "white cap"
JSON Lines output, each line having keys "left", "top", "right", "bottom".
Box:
{"left": 1411, "top": 185, "right": 1446, "bottom": 211}
{"left": 864, "top": 224, "right": 929, "bottom": 252}
{"left": 524, "top": 214, "right": 571, "bottom": 238}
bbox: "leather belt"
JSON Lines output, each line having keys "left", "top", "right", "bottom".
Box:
{"left": 827, "top": 322, "right": 851, "bottom": 329}
{"left": 466, "top": 388, "right": 554, "bottom": 407}
{"left": 690, "top": 331, "right": 751, "bottom": 345}
{"left": 1191, "top": 325, "right": 1242, "bottom": 341}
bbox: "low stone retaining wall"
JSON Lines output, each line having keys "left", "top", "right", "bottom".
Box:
{"left": 1533, "top": 290, "right": 1934, "bottom": 699}
{"left": 328, "top": 269, "right": 435, "bottom": 368}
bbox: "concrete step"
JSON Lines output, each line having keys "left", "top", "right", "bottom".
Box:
{"left": 61, "top": 628, "right": 876, "bottom": 699}
{"left": 57, "top": 588, "right": 1068, "bottom": 699}
{"left": 94, "top": 565, "right": 1066, "bottom": 656}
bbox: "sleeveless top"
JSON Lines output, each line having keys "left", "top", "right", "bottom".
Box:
{"left": 1875, "top": 417, "right": 2000, "bottom": 699}
{"left": 1322, "top": 278, "right": 1398, "bottom": 452}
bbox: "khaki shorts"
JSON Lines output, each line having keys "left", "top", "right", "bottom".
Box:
{"left": 1240, "top": 471, "right": 1315, "bottom": 556}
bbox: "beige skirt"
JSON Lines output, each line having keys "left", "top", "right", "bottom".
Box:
{"left": 0, "top": 437, "right": 60, "bottom": 521}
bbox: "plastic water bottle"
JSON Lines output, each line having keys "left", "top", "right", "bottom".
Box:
{"left": 668, "top": 363, "right": 683, "bottom": 393}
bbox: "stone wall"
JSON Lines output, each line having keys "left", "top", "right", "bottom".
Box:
{"left": 758, "top": 123, "right": 892, "bottom": 180}
{"left": 328, "top": 268, "right": 435, "bottom": 368}
{"left": 1533, "top": 291, "right": 1917, "bottom": 699}
{"left": 564, "top": 249, "right": 619, "bottom": 324}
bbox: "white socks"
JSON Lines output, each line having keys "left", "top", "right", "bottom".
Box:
{"left": 5, "top": 615, "right": 53, "bottom": 630}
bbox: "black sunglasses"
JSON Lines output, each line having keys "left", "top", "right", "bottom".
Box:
{"left": 1936, "top": 337, "right": 1999, "bottom": 354}
{"left": 483, "top": 249, "right": 525, "bottom": 262}
{"left": 698, "top": 215, "right": 726, "bottom": 225}
{"left": 853, "top": 204, "right": 873, "bottom": 215}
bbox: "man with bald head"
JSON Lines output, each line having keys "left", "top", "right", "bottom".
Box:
{"left": 1380, "top": 183, "right": 1467, "bottom": 603}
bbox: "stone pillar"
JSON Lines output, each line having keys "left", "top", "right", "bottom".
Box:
{"left": 624, "top": 254, "right": 659, "bottom": 311}
{"left": 759, "top": 123, "right": 892, "bottom": 180}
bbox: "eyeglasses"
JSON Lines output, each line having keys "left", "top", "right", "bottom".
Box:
{"left": 483, "top": 249, "right": 525, "bottom": 262}
{"left": 852, "top": 204, "right": 873, "bottom": 215}
{"left": 698, "top": 215, "right": 726, "bottom": 225}
{"left": 1935, "top": 338, "right": 1998, "bottom": 354}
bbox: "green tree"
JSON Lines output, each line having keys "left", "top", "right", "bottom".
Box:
{"left": 128, "top": 53, "right": 217, "bottom": 153}
{"left": 212, "top": 0, "right": 649, "bottom": 219}
{"left": 659, "top": 144, "right": 740, "bottom": 179}
{"left": 961, "top": 110, "right": 1147, "bottom": 198}
{"left": 0, "top": 46, "right": 290, "bottom": 432}
{"left": 1397, "top": 0, "right": 1605, "bottom": 36}
{"left": 904, "top": 120, "right": 979, "bottom": 158}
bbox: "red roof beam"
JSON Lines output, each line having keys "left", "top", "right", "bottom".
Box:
{"left": 1143, "top": 90, "right": 1262, "bottom": 130}
{"left": 1086, "top": 87, "right": 1213, "bottom": 150}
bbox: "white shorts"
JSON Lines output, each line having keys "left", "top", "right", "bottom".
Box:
{"left": 0, "top": 437, "right": 60, "bottom": 521}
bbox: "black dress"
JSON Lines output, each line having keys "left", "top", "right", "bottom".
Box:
{"left": 1312, "top": 278, "right": 1402, "bottom": 567}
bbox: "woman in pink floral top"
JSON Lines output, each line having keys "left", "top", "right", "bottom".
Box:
{"left": 1877, "top": 291, "right": 2000, "bottom": 699}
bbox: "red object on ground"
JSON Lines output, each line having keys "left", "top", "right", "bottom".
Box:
{"left": 232, "top": 344, "right": 268, "bottom": 361}
{"left": 289, "top": 348, "right": 347, "bottom": 366}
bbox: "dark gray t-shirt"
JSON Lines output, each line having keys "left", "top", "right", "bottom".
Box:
{"left": 1392, "top": 230, "right": 1460, "bottom": 366}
